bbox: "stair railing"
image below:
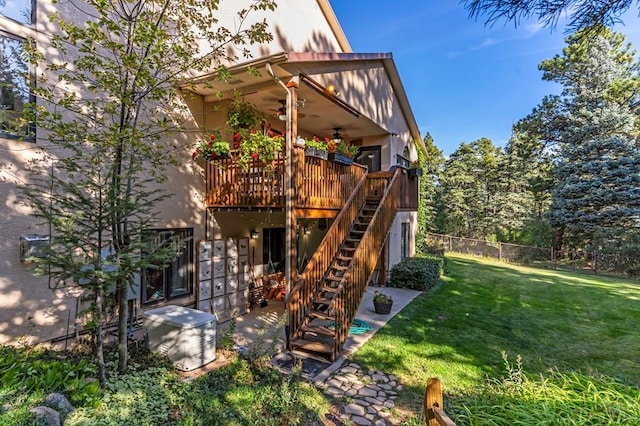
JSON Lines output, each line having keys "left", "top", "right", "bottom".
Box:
{"left": 330, "top": 168, "right": 401, "bottom": 360}
{"left": 287, "top": 169, "right": 369, "bottom": 344}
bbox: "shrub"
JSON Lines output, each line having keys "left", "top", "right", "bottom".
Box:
{"left": 388, "top": 256, "right": 443, "bottom": 291}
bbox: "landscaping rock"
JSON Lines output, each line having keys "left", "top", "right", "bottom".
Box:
{"left": 45, "top": 392, "right": 74, "bottom": 418}
{"left": 29, "top": 406, "right": 61, "bottom": 426}
{"left": 345, "top": 403, "right": 366, "bottom": 416}
{"left": 352, "top": 416, "right": 372, "bottom": 425}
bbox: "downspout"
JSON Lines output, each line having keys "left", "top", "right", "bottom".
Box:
{"left": 265, "top": 63, "right": 293, "bottom": 295}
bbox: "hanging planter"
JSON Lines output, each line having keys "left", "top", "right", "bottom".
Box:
{"left": 408, "top": 168, "right": 423, "bottom": 177}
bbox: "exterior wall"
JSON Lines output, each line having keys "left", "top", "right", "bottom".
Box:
{"left": 0, "top": 1, "right": 210, "bottom": 344}
{"left": 214, "top": 0, "right": 346, "bottom": 60}
{"left": 387, "top": 211, "right": 418, "bottom": 273}
{"left": 308, "top": 63, "right": 417, "bottom": 165}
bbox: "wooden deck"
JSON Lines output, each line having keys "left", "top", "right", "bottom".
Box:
{"left": 205, "top": 146, "right": 418, "bottom": 212}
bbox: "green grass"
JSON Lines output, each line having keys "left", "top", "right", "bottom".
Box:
{"left": 350, "top": 254, "right": 640, "bottom": 423}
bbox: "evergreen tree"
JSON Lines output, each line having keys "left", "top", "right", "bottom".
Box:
{"left": 416, "top": 132, "right": 444, "bottom": 253}
{"left": 547, "top": 34, "right": 640, "bottom": 235}
{"left": 22, "top": 0, "right": 276, "bottom": 384}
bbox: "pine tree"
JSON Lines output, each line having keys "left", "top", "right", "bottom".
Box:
{"left": 547, "top": 34, "right": 640, "bottom": 235}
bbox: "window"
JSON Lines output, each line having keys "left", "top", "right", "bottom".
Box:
{"left": 142, "top": 228, "right": 194, "bottom": 304}
{"left": 355, "top": 145, "right": 381, "bottom": 172}
{"left": 0, "top": 32, "right": 32, "bottom": 139}
{"left": 0, "top": 1, "right": 34, "bottom": 24}
{"left": 401, "top": 222, "right": 410, "bottom": 260}
{"left": 263, "top": 227, "right": 285, "bottom": 273}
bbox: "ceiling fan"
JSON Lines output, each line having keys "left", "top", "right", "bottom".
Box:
{"left": 270, "top": 99, "right": 305, "bottom": 120}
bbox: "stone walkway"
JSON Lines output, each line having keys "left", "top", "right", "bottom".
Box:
{"left": 316, "top": 361, "right": 402, "bottom": 426}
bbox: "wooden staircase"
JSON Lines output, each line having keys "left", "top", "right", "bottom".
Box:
{"left": 287, "top": 169, "right": 401, "bottom": 362}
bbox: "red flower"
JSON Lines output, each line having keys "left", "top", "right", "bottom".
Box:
{"left": 251, "top": 152, "right": 259, "bottom": 159}
{"left": 268, "top": 129, "right": 274, "bottom": 137}
{"left": 212, "top": 153, "right": 218, "bottom": 159}
{"left": 210, "top": 134, "right": 216, "bottom": 141}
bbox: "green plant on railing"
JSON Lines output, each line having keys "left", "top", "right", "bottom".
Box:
{"left": 237, "top": 129, "right": 284, "bottom": 170}
{"left": 305, "top": 137, "right": 328, "bottom": 152}
{"left": 335, "top": 140, "right": 359, "bottom": 157}
{"left": 192, "top": 131, "right": 230, "bottom": 161}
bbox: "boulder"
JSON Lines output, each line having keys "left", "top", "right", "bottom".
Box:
{"left": 29, "top": 406, "right": 61, "bottom": 426}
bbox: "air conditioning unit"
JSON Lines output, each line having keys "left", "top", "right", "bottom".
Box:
{"left": 143, "top": 305, "right": 216, "bottom": 371}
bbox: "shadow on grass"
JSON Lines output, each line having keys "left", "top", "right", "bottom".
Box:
{"left": 349, "top": 255, "right": 640, "bottom": 420}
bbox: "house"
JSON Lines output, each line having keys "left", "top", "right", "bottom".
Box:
{"left": 0, "top": 0, "right": 422, "bottom": 361}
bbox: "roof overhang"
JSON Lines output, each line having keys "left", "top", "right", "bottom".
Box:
{"left": 182, "top": 51, "right": 423, "bottom": 150}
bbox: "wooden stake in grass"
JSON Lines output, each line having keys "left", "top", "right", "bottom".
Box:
{"left": 425, "top": 377, "right": 457, "bottom": 426}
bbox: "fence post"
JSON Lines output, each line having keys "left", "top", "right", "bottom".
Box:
{"left": 425, "top": 377, "right": 442, "bottom": 426}
{"left": 499, "top": 243, "right": 502, "bottom": 261}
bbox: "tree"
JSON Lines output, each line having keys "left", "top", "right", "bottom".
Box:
{"left": 546, "top": 34, "right": 640, "bottom": 236}
{"left": 435, "top": 138, "right": 510, "bottom": 240}
{"left": 23, "top": 0, "right": 276, "bottom": 385}
{"left": 415, "top": 133, "right": 444, "bottom": 253}
{"left": 463, "top": 0, "right": 640, "bottom": 33}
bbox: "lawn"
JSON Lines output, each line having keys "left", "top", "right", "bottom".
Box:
{"left": 350, "top": 254, "right": 640, "bottom": 424}
{"left": 3, "top": 254, "right": 639, "bottom": 424}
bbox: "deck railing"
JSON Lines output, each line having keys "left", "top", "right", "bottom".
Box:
{"left": 206, "top": 147, "right": 366, "bottom": 209}
{"left": 287, "top": 170, "right": 369, "bottom": 341}
{"left": 331, "top": 169, "right": 400, "bottom": 359}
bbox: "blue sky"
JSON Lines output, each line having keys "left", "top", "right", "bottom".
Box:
{"left": 331, "top": 1, "right": 640, "bottom": 155}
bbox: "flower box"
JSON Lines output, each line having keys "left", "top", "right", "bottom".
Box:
{"left": 328, "top": 152, "right": 353, "bottom": 166}
{"left": 305, "top": 147, "right": 328, "bottom": 160}
{"left": 206, "top": 152, "right": 230, "bottom": 161}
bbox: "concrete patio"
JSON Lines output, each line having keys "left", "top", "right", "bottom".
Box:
{"left": 217, "top": 286, "right": 422, "bottom": 375}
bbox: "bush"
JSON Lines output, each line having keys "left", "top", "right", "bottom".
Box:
{"left": 388, "top": 255, "right": 443, "bottom": 291}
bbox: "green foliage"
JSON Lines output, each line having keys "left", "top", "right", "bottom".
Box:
{"left": 463, "top": 0, "right": 639, "bottom": 34}
{"left": 226, "top": 98, "right": 262, "bottom": 131}
{"left": 182, "top": 358, "right": 328, "bottom": 425}
{"left": 335, "top": 140, "right": 359, "bottom": 157}
{"left": 415, "top": 133, "right": 444, "bottom": 254}
{"left": 373, "top": 291, "right": 393, "bottom": 303}
{"left": 236, "top": 129, "right": 284, "bottom": 170}
{"left": 304, "top": 136, "right": 328, "bottom": 151}
{"left": 0, "top": 345, "right": 101, "bottom": 415}
{"left": 454, "top": 355, "right": 640, "bottom": 425}
{"left": 191, "top": 132, "right": 230, "bottom": 160}
{"left": 66, "top": 367, "right": 182, "bottom": 425}
{"left": 388, "top": 255, "right": 443, "bottom": 291}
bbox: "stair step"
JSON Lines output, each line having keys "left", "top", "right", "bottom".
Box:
{"left": 313, "top": 296, "right": 333, "bottom": 305}
{"left": 336, "top": 255, "right": 352, "bottom": 263}
{"left": 326, "top": 273, "right": 344, "bottom": 282}
{"left": 300, "top": 324, "right": 335, "bottom": 337}
{"left": 341, "top": 246, "right": 356, "bottom": 252}
{"left": 309, "top": 310, "right": 333, "bottom": 321}
{"left": 321, "top": 286, "right": 339, "bottom": 293}
{"left": 345, "top": 238, "right": 360, "bottom": 245}
{"left": 289, "top": 349, "right": 332, "bottom": 363}
{"left": 350, "top": 230, "right": 365, "bottom": 236}
{"left": 290, "top": 338, "right": 334, "bottom": 354}
{"left": 331, "top": 264, "right": 348, "bottom": 272}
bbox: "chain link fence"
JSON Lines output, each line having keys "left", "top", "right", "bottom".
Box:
{"left": 424, "top": 232, "right": 640, "bottom": 279}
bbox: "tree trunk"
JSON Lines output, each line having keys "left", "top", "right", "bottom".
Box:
{"left": 117, "top": 279, "right": 128, "bottom": 374}
{"left": 95, "top": 284, "right": 107, "bottom": 388}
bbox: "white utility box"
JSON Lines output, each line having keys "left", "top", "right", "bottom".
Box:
{"left": 143, "top": 305, "right": 216, "bottom": 371}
